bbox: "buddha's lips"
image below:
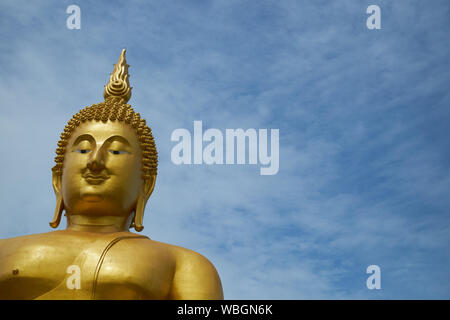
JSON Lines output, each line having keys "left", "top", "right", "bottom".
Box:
{"left": 83, "top": 173, "right": 110, "bottom": 184}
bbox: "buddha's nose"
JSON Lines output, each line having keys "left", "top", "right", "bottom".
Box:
{"left": 87, "top": 148, "right": 106, "bottom": 172}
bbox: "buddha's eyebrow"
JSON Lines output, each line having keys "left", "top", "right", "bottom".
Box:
{"left": 72, "top": 134, "right": 95, "bottom": 147}
{"left": 104, "top": 135, "right": 131, "bottom": 147}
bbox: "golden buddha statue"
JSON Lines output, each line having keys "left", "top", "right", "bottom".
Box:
{"left": 0, "top": 50, "right": 223, "bottom": 300}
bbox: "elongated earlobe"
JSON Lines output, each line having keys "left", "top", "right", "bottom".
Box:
{"left": 50, "top": 193, "right": 64, "bottom": 228}
{"left": 134, "top": 195, "right": 145, "bottom": 232}
{"left": 133, "top": 176, "right": 156, "bottom": 232}
{"left": 50, "top": 173, "right": 64, "bottom": 228}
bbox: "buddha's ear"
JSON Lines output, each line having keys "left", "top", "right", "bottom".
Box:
{"left": 52, "top": 171, "right": 62, "bottom": 195}
{"left": 50, "top": 172, "right": 64, "bottom": 229}
{"left": 133, "top": 175, "right": 156, "bottom": 232}
{"left": 143, "top": 175, "right": 156, "bottom": 200}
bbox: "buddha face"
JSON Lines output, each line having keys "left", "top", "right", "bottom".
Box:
{"left": 61, "top": 120, "right": 143, "bottom": 217}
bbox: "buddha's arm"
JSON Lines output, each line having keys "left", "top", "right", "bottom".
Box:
{"left": 169, "top": 248, "right": 223, "bottom": 300}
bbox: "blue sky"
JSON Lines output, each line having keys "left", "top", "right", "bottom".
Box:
{"left": 0, "top": 0, "right": 449, "bottom": 299}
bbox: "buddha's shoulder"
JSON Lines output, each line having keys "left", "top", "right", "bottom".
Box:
{"left": 135, "top": 238, "right": 218, "bottom": 272}
{"left": 0, "top": 231, "right": 217, "bottom": 272}
{"left": 0, "top": 232, "right": 55, "bottom": 260}
{"left": 151, "top": 240, "right": 221, "bottom": 285}
{"left": 0, "top": 231, "right": 58, "bottom": 248}
{"left": 146, "top": 240, "right": 223, "bottom": 298}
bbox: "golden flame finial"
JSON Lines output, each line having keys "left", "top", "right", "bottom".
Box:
{"left": 103, "top": 48, "right": 132, "bottom": 103}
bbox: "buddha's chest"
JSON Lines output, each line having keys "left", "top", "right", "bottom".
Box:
{"left": 0, "top": 238, "right": 174, "bottom": 299}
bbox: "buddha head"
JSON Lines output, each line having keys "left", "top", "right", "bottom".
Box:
{"left": 49, "top": 49, "right": 158, "bottom": 232}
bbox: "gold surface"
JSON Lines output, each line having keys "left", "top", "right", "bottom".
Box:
{"left": 0, "top": 50, "right": 223, "bottom": 300}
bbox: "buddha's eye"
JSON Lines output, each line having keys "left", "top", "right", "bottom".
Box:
{"left": 75, "top": 149, "right": 91, "bottom": 154}
{"left": 109, "top": 150, "right": 130, "bottom": 155}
